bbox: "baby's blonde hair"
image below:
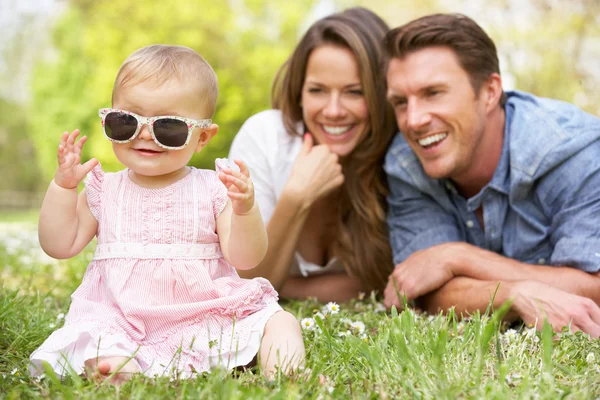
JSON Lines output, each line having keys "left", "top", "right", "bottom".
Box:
{"left": 112, "top": 45, "right": 218, "bottom": 117}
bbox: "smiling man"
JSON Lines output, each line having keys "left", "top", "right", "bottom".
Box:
{"left": 382, "top": 13, "right": 600, "bottom": 336}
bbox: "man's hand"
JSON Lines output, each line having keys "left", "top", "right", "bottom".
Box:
{"left": 383, "top": 244, "right": 456, "bottom": 309}
{"left": 512, "top": 280, "right": 600, "bottom": 337}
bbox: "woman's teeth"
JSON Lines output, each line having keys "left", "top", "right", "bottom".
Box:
{"left": 323, "top": 125, "right": 352, "bottom": 136}
{"left": 418, "top": 133, "right": 447, "bottom": 147}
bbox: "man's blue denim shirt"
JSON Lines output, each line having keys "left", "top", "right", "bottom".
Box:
{"left": 385, "top": 90, "right": 600, "bottom": 273}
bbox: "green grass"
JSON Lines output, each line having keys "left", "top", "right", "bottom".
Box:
{"left": 1, "top": 221, "right": 600, "bottom": 399}
{"left": 0, "top": 209, "right": 39, "bottom": 224}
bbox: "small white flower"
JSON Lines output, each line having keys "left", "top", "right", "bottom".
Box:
{"left": 373, "top": 303, "right": 386, "bottom": 313}
{"left": 324, "top": 302, "right": 340, "bottom": 315}
{"left": 427, "top": 315, "right": 435, "bottom": 322}
{"left": 350, "top": 321, "right": 365, "bottom": 334}
{"left": 360, "top": 333, "right": 368, "bottom": 340}
{"left": 56, "top": 313, "right": 65, "bottom": 321}
{"left": 587, "top": 352, "right": 596, "bottom": 363}
{"left": 327, "top": 386, "right": 335, "bottom": 394}
{"left": 524, "top": 327, "right": 537, "bottom": 337}
{"left": 340, "top": 318, "right": 353, "bottom": 326}
{"left": 338, "top": 330, "right": 351, "bottom": 337}
{"left": 10, "top": 368, "right": 18, "bottom": 375}
{"left": 505, "top": 372, "right": 522, "bottom": 386}
{"left": 503, "top": 329, "right": 518, "bottom": 342}
{"left": 301, "top": 317, "right": 316, "bottom": 331}
{"left": 48, "top": 323, "right": 56, "bottom": 329}
{"left": 313, "top": 312, "right": 326, "bottom": 321}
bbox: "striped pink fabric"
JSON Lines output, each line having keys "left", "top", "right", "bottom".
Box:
{"left": 30, "top": 164, "right": 281, "bottom": 377}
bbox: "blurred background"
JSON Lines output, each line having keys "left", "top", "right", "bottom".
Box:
{"left": 1, "top": 0, "right": 599, "bottom": 213}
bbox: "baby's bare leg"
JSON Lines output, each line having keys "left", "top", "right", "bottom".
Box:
{"left": 260, "top": 311, "right": 306, "bottom": 377}
{"left": 84, "top": 356, "right": 140, "bottom": 385}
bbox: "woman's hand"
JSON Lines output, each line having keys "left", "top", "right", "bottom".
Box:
{"left": 54, "top": 129, "right": 99, "bottom": 190}
{"left": 285, "top": 134, "right": 344, "bottom": 207}
{"left": 218, "top": 159, "right": 256, "bottom": 215}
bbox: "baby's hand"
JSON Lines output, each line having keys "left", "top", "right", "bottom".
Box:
{"left": 54, "top": 129, "right": 99, "bottom": 189}
{"left": 218, "top": 160, "right": 255, "bottom": 215}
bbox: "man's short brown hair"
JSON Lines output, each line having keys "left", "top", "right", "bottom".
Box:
{"left": 383, "top": 13, "right": 506, "bottom": 104}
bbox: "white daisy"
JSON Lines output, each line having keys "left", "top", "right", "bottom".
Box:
{"left": 350, "top": 321, "right": 365, "bottom": 334}
{"left": 300, "top": 317, "right": 316, "bottom": 331}
{"left": 324, "top": 302, "right": 340, "bottom": 315}
{"left": 313, "top": 312, "right": 326, "bottom": 321}
{"left": 338, "top": 330, "right": 351, "bottom": 337}
{"left": 587, "top": 352, "right": 596, "bottom": 363}
{"left": 504, "top": 329, "right": 518, "bottom": 341}
{"left": 373, "top": 303, "right": 386, "bottom": 313}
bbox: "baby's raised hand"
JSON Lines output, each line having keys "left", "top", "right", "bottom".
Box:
{"left": 54, "top": 129, "right": 99, "bottom": 189}
{"left": 218, "top": 160, "right": 255, "bottom": 215}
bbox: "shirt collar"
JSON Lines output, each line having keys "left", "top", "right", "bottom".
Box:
{"left": 444, "top": 103, "right": 512, "bottom": 210}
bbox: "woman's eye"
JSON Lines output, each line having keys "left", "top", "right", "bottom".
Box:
{"left": 348, "top": 89, "right": 364, "bottom": 96}
{"left": 307, "top": 87, "right": 323, "bottom": 94}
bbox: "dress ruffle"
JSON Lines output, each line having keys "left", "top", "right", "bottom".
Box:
{"left": 84, "top": 164, "right": 104, "bottom": 221}
{"left": 30, "top": 301, "right": 281, "bottom": 378}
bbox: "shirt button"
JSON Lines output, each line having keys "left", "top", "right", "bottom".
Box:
{"left": 154, "top": 233, "right": 162, "bottom": 240}
{"left": 466, "top": 220, "right": 474, "bottom": 228}
{"left": 537, "top": 258, "right": 546, "bottom": 264}
{"left": 153, "top": 212, "right": 161, "bottom": 220}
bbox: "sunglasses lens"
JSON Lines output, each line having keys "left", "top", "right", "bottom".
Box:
{"left": 104, "top": 112, "right": 137, "bottom": 141}
{"left": 153, "top": 118, "right": 189, "bottom": 148}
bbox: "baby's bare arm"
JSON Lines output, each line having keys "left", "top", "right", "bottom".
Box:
{"left": 39, "top": 130, "right": 98, "bottom": 259}
{"left": 217, "top": 160, "right": 267, "bottom": 270}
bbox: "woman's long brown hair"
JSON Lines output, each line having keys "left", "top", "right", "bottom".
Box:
{"left": 271, "top": 7, "right": 396, "bottom": 292}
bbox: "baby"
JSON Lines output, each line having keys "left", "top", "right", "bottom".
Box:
{"left": 30, "top": 44, "right": 305, "bottom": 383}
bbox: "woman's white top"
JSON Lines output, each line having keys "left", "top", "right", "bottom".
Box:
{"left": 229, "top": 110, "right": 344, "bottom": 277}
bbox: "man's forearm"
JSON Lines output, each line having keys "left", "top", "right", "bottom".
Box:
{"left": 449, "top": 243, "right": 600, "bottom": 304}
{"left": 417, "top": 276, "right": 519, "bottom": 319}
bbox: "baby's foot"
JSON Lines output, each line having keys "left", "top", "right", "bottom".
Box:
{"left": 84, "top": 356, "right": 140, "bottom": 385}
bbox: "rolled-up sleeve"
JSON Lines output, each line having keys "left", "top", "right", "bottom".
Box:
{"left": 546, "top": 143, "right": 600, "bottom": 273}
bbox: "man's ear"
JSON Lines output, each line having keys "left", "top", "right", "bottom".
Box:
{"left": 483, "top": 73, "right": 503, "bottom": 113}
{"left": 195, "top": 124, "right": 219, "bottom": 152}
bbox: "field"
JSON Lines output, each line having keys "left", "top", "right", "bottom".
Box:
{"left": 1, "top": 217, "right": 599, "bottom": 399}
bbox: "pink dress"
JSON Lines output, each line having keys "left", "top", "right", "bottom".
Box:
{"left": 30, "top": 165, "right": 282, "bottom": 378}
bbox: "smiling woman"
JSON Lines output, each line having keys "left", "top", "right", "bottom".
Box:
{"left": 228, "top": 7, "right": 397, "bottom": 302}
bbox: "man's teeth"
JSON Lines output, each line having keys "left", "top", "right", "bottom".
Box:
{"left": 418, "top": 133, "right": 447, "bottom": 147}
{"left": 323, "top": 125, "right": 352, "bottom": 136}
